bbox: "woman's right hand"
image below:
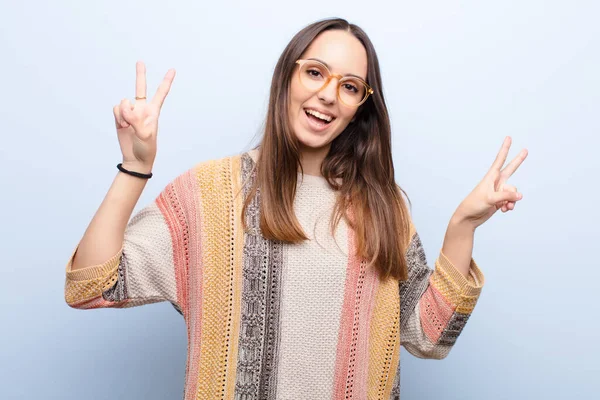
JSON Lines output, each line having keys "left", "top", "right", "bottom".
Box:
{"left": 113, "top": 61, "right": 176, "bottom": 174}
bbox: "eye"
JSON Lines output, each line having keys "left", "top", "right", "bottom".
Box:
{"left": 306, "top": 68, "right": 323, "bottom": 78}
{"left": 342, "top": 83, "right": 359, "bottom": 94}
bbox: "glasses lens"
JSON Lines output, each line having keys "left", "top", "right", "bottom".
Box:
{"left": 298, "top": 61, "right": 368, "bottom": 106}
{"left": 338, "top": 78, "right": 367, "bottom": 106}
{"left": 298, "top": 60, "right": 330, "bottom": 92}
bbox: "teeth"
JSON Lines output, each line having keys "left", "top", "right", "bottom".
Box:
{"left": 306, "top": 109, "right": 333, "bottom": 122}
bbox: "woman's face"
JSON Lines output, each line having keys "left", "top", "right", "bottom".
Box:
{"left": 288, "top": 29, "right": 368, "bottom": 151}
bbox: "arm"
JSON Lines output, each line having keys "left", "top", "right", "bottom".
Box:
{"left": 399, "top": 136, "right": 527, "bottom": 359}
{"left": 441, "top": 214, "right": 476, "bottom": 279}
{"left": 64, "top": 167, "right": 194, "bottom": 314}
{"left": 70, "top": 164, "right": 151, "bottom": 271}
{"left": 64, "top": 61, "right": 184, "bottom": 310}
{"left": 399, "top": 220, "right": 484, "bottom": 360}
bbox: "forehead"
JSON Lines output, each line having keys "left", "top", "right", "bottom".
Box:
{"left": 301, "top": 30, "right": 368, "bottom": 80}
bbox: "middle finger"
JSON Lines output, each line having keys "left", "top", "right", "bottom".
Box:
{"left": 500, "top": 149, "right": 528, "bottom": 182}
{"left": 135, "top": 61, "right": 147, "bottom": 103}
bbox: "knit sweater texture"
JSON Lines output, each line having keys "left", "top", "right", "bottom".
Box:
{"left": 64, "top": 149, "right": 485, "bottom": 400}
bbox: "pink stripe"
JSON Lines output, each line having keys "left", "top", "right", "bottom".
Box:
{"left": 332, "top": 223, "right": 379, "bottom": 399}
{"left": 156, "top": 168, "right": 204, "bottom": 400}
{"left": 70, "top": 297, "right": 130, "bottom": 309}
{"left": 156, "top": 179, "right": 188, "bottom": 317}
{"left": 419, "top": 283, "right": 454, "bottom": 343}
{"left": 178, "top": 169, "right": 206, "bottom": 400}
{"left": 332, "top": 227, "right": 362, "bottom": 399}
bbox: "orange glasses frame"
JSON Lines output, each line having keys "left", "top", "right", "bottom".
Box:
{"left": 295, "top": 59, "right": 374, "bottom": 107}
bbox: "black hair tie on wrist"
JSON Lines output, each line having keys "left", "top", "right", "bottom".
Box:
{"left": 117, "top": 163, "right": 153, "bottom": 179}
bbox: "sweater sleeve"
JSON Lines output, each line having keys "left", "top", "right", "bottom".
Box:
{"left": 64, "top": 169, "right": 194, "bottom": 316}
{"left": 399, "top": 226, "right": 485, "bottom": 360}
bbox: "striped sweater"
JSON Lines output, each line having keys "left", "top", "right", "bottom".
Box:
{"left": 64, "top": 149, "right": 485, "bottom": 400}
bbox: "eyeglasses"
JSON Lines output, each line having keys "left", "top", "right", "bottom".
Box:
{"left": 295, "top": 59, "right": 373, "bottom": 107}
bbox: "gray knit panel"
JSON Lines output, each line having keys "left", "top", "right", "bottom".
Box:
{"left": 389, "top": 357, "right": 401, "bottom": 400}
{"left": 390, "top": 232, "right": 433, "bottom": 398}
{"left": 234, "top": 152, "right": 284, "bottom": 400}
{"left": 102, "top": 255, "right": 128, "bottom": 302}
{"left": 399, "top": 233, "right": 433, "bottom": 335}
{"left": 438, "top": 311, "right": 470, "bottom": 346}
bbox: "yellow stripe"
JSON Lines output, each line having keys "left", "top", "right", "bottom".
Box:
{"left": 64, "top": 246, "right": 122, "bottom": 305}
{"left": 367, "top": 273, "right": 400, "bottom": 399}
{"left": 431, "top": 256, "right": 482, "bottom": 314}
{"left": 195, "top": 155, "right": 243, "bottom": 399}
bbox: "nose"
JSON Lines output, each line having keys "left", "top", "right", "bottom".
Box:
{"left": 317, "top": 77, "right": 338, "bottom": 104}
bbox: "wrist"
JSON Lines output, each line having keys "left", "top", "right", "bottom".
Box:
{"left": 449, "top": 212, "right": 477, "bottom": 233}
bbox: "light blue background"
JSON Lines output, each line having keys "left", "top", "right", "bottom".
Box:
{"left": 1, "top": 1, "right": 598, "bottom": 399}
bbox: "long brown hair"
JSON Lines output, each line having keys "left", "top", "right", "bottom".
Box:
{"left": 242, "top": 17, "right": 412, "bottom": 281}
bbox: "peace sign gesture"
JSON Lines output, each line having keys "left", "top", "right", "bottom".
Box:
{"left": 454, "top": 136, "right": 528, "bottom": 228}
{"left": 113, "top": 61, "right": 176, "bottom": 173}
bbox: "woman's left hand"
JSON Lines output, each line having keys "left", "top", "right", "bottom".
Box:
{"left": 454, "top": 136, "right": 528, "bottom": 229}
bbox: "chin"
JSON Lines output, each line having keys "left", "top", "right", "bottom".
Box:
{"left": 294, "top": 128, "right": 335, "bottom": 151}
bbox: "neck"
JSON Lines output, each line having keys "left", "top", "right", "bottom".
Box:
{"left": 298, "top": 143, "right": 330, "bottom": 176}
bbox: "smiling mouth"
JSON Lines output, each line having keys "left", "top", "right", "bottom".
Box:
{"left": 304, "top": 108, "right": 335, "bottom": 125}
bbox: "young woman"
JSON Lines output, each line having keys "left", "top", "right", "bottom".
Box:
{"left": 65, "top": 17, "right": 527, "bottom": 399}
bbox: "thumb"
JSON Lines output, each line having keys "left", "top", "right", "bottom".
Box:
{"left": 490, "top": 190, "right": 522, "bottom": 205}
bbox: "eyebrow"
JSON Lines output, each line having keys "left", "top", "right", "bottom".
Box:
{"left": 307, "top": 57, "right": 367, "bottom": 81}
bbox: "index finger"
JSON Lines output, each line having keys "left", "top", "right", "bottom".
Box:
{"left": 500, "top": 149, "right": 528, "bottom": 180}
{"left": 135, "top": 61, "right": 147, "bottom": 101}
{"left": 151, "top": 69, "right": 176, "bottom": 109}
